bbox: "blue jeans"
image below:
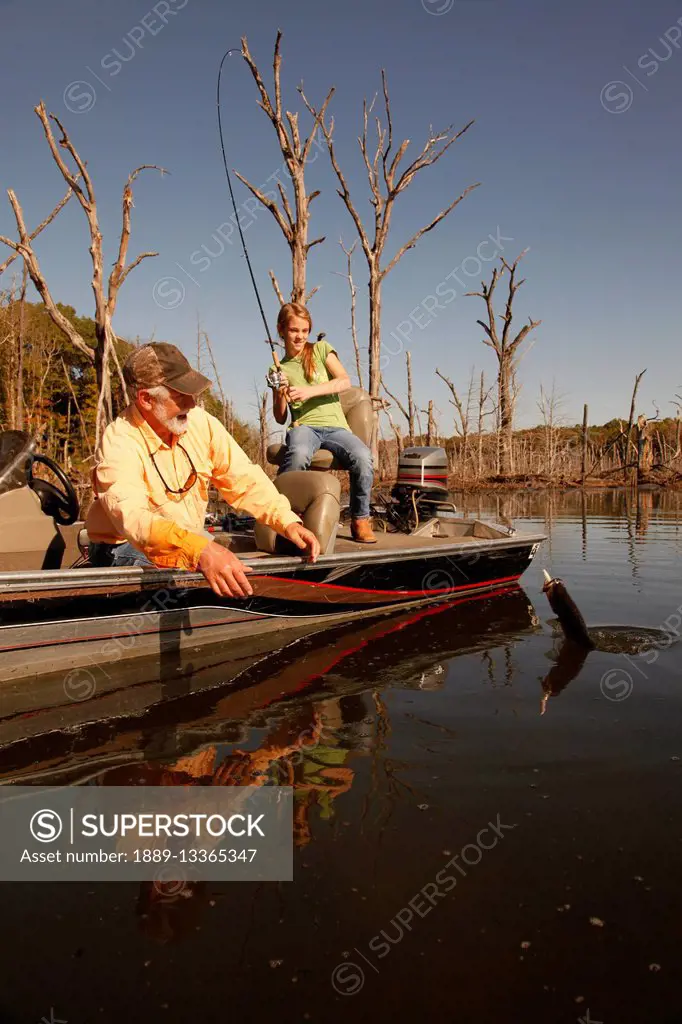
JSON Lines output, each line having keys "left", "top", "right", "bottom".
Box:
{"left": 111, "top": 542, "right": 155, "bottom": 568}
{"left": 279, "top": 425, "right": 374, "bottom": 519}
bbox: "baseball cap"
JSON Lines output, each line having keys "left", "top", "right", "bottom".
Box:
{"left": 124, "top": 343, "right": 212, "bottom": 396}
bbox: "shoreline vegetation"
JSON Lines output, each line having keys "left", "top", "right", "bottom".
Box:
{"left": 1, "top": 301, "right": 680, "bottom": 508}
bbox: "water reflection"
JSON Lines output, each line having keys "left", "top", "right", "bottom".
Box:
{"left": 539, "top": 637, "right": 590, "bottom": 714}
{"left": 1, "top": 490, "right": 681, "bottom": 1021}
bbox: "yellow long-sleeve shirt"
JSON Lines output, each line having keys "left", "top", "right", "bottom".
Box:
{"left": 85, "top": 404, "right": 300, "bottom": 570}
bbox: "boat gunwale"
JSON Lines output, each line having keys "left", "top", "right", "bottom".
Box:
{"left": 0, "top": 531, "right": 547, "bottom": 597}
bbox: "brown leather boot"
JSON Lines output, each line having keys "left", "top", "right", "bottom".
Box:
{"left": 351, "top": 518, "right": 377, "bottom": 544}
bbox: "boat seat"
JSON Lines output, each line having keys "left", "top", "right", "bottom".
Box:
{"left": 266, "top": 387, "right": 373, "bottom": 470}
{"left": 254, "top": 471, "right": 341, "bottom": 556}
{"left": 0, "top": 486, "right": 64, "bottom": 570}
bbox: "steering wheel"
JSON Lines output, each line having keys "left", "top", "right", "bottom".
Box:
{"left": 29, "top": 453, "right": 80, "bottom": 526}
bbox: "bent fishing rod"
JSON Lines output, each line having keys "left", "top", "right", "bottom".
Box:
{"left": 216, "top": 46, "right": 324, "bottom": 391}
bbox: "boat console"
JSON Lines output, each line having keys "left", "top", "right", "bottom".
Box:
{"left": 0, "top": 431, "right": 83, "bottom": 571}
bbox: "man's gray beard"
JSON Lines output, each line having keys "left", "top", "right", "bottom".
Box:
{"left": 154, "top": 405, "right": 189, "bottom": 436}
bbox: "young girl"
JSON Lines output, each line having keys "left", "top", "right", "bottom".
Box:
{"left": 270, "top": 302, "right": 375, "bottom": 544}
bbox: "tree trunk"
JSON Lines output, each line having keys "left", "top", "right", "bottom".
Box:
{"left": 426, "top": 400, "right": 435, "bottom": 446}
{"left": 291, "top": 231, "right": 307, "bottom": 304}
{"left": 367, "top": 274, "right": 382, "bottom": 458}
{"left": 94, "top": 321, "right": 114, "bottom": 446}
{"left": 16, "top": 262, "right": 28, "bottom": 431}
{"left": 477, "top": 371, "right": 485, "bottom": 480}
{"left": 498, "top": 360, "right": 513, "bottom": 475}
{"left": 406, "top": 351, "right": 415, "bottom": 446}
{"left": 581, "top": 404, "right": 588, "bottom": 485}
{"left": 258, "top": 392, "right": 269, "bottom": 468}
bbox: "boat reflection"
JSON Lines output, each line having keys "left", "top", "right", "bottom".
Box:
{"left": 1, "top": 584, "right": 598, "bottom": 944}
{"left": 0, "top": 584, "right": 539, "bottom": 784}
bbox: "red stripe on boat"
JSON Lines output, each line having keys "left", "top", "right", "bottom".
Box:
{"left": 256, "top": 572, "right": 521, "bottom": 597}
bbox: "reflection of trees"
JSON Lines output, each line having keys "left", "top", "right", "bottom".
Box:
{"left": 480, "top": 643, "right": 516, "bottom": 689}
{"left": 635, "top": 488, "right": 653, "bottom": 538}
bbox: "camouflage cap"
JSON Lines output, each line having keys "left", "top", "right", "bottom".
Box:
{"left": 124, "top": 343, "right": 212, "bottom": 396}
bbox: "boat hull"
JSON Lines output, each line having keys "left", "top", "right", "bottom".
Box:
{"left": 0, "top": 584, "right": 541, "bottom": 767}
{"left": 0, "top": 528, "right": 545, "bottom": 733}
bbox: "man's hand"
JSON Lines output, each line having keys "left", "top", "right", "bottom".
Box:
{"left": 284, "top": 523, "right": 320, "bottom": 562}
{"left": 197, "top": 541, "right": 254, "bottom": 598}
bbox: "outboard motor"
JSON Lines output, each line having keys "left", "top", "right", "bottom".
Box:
{"left": 381, "top": 446, "right": 456, "bottom": 532}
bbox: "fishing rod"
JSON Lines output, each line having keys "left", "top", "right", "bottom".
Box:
{"left": 216, "top": 46, "right": 324, "bottom": 394}
{"left": 216, "top": 46, "right": 286, "bottom": 387}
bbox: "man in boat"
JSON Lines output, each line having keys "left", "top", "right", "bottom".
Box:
{"left": 86, "top": 343, "right": 319, "bottom": 597}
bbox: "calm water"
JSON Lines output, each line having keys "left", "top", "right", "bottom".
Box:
{"left": 1, "top": 489, "right": 681, "bottom": 1024}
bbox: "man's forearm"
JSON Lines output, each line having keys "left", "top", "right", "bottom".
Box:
{"left": 99, "top": 493, "right": 212, "bottom": 570}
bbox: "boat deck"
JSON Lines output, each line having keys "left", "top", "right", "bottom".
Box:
{"left": 223, "top": 521, "right": 498, "bottom": 558}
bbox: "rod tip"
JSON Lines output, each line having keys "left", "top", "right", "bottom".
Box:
{"left": 542, "top": 569, "right": 553, "bottom": 584}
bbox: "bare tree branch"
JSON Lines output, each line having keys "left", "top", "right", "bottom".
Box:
{"left": 240, "top": 33, "right": 334, "bottom": 301}
{"left": 269, "top": 269, "right": 285, "bottom": 304}
{"left": 0, "top": 180, "right": 78, "bottom": 276}
{"left": 303, "top": 72, "right": 477, "bottom": 454}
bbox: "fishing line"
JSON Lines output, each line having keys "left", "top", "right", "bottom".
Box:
{"left": 216, "top": 46, "right": 281, "bottom": 368}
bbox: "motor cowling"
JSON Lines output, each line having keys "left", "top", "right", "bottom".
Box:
{"left": 391, "top": 446, "right": 449, "bottom": 502}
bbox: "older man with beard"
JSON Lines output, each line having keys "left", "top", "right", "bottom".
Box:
{"left": 86, "top": 343, "right": 319, "bottom": 597}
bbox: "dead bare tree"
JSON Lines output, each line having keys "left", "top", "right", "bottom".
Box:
{"left": 635, "top": 412, "right": 656, "bottom": 480}
{"left": 476, "top": 371, "right": 494, "bottom": 480}
{"left": 377, "top": 396, "right": 403, "bottom": 461}
{"left": 537, "top": 382, "right": 565, "bottom": 478}
{"left": 257, "top": 387, "right": 269, "bottom": 468}
{"left": 333, "top": 239, "right": 363, "bottom": 387}
{"left": 467, "top": 251, "right": 541, "bottom": 476}
{"left": 238, "top": 33, "right": 333, "bottom": 304}
{"left": 302, "top": 72, "right": 478, "bottom": 452}
{"left": 421, "top": 400, "right": 437, "bottom": 447}
{"left": 623, "top": 370, "right": 646, "bottom": 484}
{"left": 0, "top": 178, "right": 78, "bottom": 434}
{"left": 268, "top": 270, "right": 286, "bottom": 306}
{"left": 202, "top": 330, "right": 232, "bottom": 433}
{"left": 380, "top": 351, "right": 416, "bottom": 446}
{"left": 665, "top": 394, "right": 682, "bottom": 471}
{"left": 436, "top": 367, "right": 475, "bottom": 478}
{"left": 0, "top": 102, "right": 164, "bottom": 444}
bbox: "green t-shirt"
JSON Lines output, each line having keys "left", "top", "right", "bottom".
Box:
{"left": 271, "top": 340, "right": 350, "bottom": 431}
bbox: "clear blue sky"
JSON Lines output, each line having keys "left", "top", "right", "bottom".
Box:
{"left": 1, "top": 0, "right": 680, "bottom": 434}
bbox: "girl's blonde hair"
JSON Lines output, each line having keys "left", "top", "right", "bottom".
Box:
{"left": 277, "top": 302, "right": 316, "bottom": 383}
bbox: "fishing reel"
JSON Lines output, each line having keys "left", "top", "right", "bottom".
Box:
{"left": 266, "top": 368, "right": 287, "bottom": 391}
